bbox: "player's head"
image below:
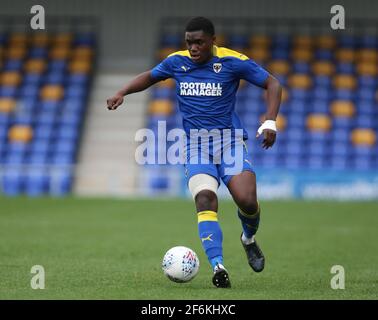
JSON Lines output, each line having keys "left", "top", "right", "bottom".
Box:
{"left": 185, "top": 16, "right": 216, "bottom": 64}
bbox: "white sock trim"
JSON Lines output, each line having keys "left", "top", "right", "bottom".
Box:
{"left": 242, "top": 233, "right": 255, "bottom": 245}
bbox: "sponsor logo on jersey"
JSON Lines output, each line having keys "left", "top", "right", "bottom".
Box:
{"left": 179, "top": 82, "right": 222, "bottom": 96}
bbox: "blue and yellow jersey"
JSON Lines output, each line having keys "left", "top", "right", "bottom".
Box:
{"left": 151, "top": 45, "right": 269, "bottom": 139}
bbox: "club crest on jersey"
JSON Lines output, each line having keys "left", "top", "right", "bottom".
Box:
{"left": 213, "top": 63, "right": 222, "bottom": 73}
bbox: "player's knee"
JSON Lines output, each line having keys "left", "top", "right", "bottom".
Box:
{"left": 237, "top": 193, "right": 258, "bottom": 215}
{"left": 195, "top": 190, "right": 217, "bottom": 212}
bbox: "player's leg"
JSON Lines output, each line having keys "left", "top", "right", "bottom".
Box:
{"left": 220, "top": 138, "right": 264, "bottom": 272}
{"left": 188, "top": 173, "right": 231, "bottom": 288}
{"left": 227, "top": 171, "right": 265, "bottom": 272}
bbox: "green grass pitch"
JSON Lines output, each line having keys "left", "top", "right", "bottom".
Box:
{"left": 0, "top": 197, "right": 377, "bottom": 299}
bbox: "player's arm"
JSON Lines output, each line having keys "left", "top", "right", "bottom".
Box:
{"left": 234, "top": 57, "right": 282, "bottom": 149}
{"left": 258, "top": 74, "right": 282, "bottom": 149}
{"left": 106, "top": 70, "right": 158, "bottom": 110}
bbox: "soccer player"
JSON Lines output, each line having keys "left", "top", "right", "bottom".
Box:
{"left": 107, "top": 17, "right": 282, "bottom": 288}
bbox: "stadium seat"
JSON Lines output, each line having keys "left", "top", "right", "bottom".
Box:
{"left": 8, "top": 125, "right": 33, "bottom": 143}
{"left": 312, "top": 61, "right": 335, "bottom": 76}
{"left": 306, "top": 114, "right": 332, "bottom": 132}
{"left": 351, "top": 128, "right": 376, "bottom": 146}
{"left": 316, "top": 35, "right": 336, "bottom": 50}
{"left": 149, "top": 99, "right": 173, "bottom": 115}
{"left": 288, "top": 74, "right": 312, "bottom": 89}
{"left": 330, "top": 100, "right": 355, "bottom": 118}
{"left": 333, "top": 74, "right": 356, "bottom": 90}
{"left": 40, "top": 85, "right": 64, "bottom": 101}
{"left": 0, "top": 98, "right": 16, "bottom": 113}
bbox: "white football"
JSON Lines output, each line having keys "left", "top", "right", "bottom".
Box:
{"left": 162, "top": 246, "right": 200, "bottom": 283}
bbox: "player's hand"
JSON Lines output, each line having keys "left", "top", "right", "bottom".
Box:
{"left": 106, "top": 93, "right": 124, "bottom": 110}
{"left": 261, "top": 129, "right": 276, "bottom": 149}
{"left": 256, "top": 120, "right": 277, "bottom": 149}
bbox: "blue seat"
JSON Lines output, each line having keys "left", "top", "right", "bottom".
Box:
{"left": 2, "top": 167, "right": 25, "bottom": 196}
{"left": 290, "top": 89, "right": 309, "bottom": 101}
{"left": 287, "top": 114, "right": 305, "bottom": 128}
{"left": 67, "top": 74, "right": 89, "bottom": 86}
{"left": 357, "top": 100, "right": 376, "bottom": 116}
{"left": 0, "top": 86, "right": 18, "bottom": 97}
{"left": 49, "top": 169, "right": 73, "bottom": 196}
{"left": 286, "top": 127, "right": 306, "bottom": 143}
{"left": 4, "top": 152, "right": 25, "bottom": 165}
{"left": 161, "top": 34, "right": 182, "bottom": 47}
{"left": 353, "top": 146, "right": 374, "bottom": 157}
{"left": 0, "top": 33, "right": 8, "bottom": 45}
{"left": 356, "top": 115, "right": 375, "bottom": 128}
{"left": 285, "top": 143, "right": 304, "bottom": 156}
{"left": 4, "top": 59, "right": 23, "bottom": 71}
{"left": 287, "top": 98, "right": 308, "bottom": 113}
{"left": 20, "top": 84, "right": 39, "bottom": 99}
{"left": 65, "top": 85, "right": 87, "bottom": 99}
{"left": 0, "top": 113, "right": 11, "bottom": 126}
{"left": 336, "top": 63, "right": 354, "bottom": 74}
{"left": 74, "top": 33, "right": 96, "bottom": 47}
{"left": 245, "top": 86, "right": 261, "bottom": 99}
{"left": 307, "top": 156, "right": 328, "bottom": 169}
{"left": 310, "top": 99, "right": 329, "bottom": 113}
{"left": 330, "top": 156, "right": 350, "bottom": 170}
{"left": 23, "top": 73, "right": 42, "bottom": 85}
{"left": 7, "top": 142, "right": 29, "bottom": 154}
{"left": 48, "top": 60, "right": 67, "bottom": 72}
{"left": 37, "top": 111, "right": 56, "bottom": 126}
{"left": 27, "top": 153, "right": 49, "bottom": 165}
{"left": 271, "top": 48, "right": 289, "bottom": 60}
{"left": 272, "top": 34, "right": 290, "bottom": 48}
{"left": 56, "top": 126, "right": 78, "bottom": 141}
{"left": 284, "top": 155, "right": 306, "bottom": 169}
{"left": 60, "top": 113, "right": 82, "bottom": 127}
{"left": 331, "top": 128, "right": 350, "bottom": 142}
{"left": 330, "top": 142, "right": 351, "bottom": 157}
{"left": 293, "top": 62, "right": 310, "bottom": 73}
{"left": 313, "top": 75, "right": 331, "bottom": 87}
{"left": 308, "top": 141, "right": 328, "bottom": 156}
{"left": 13, "top": 113, "right": 34, "bottom": 125}
{"left": 352, "top": 156, "right": 373, "bottom": 170}
{"left": 260, "top": 154, "right": 280, "bottom": 168}
{"left": 315, "top": 49, "right": 333, "bottom": 60}
{"left": 358, "top": 76, "right": 376, "bottom": 89}
{"left": 34, "top": 125, "right": 54, "bottom": 140}
{"left": 150, "top": 176, "right": 169, "bottom": 190}
{"left": 339, "top": 35, "right": 356, "bottom": 48}
{"left": 54, "top": 140, "right": 76, "bottom": 154}
{"left": 151, "top": 88, "right": 172, "bottom": 100}
{"left": 333, "top": 89, "right": 353, "bottom": 100}
{"left": 359, "top": 35, "right": 378, "bottom": 48}
{"left": 25, "top": 169, "right": 49, "bottom": 196}
{"left": 29, "top": 47, "right": 48, "bottom": 58}
{"left": 228, "top": 34, "right": 248, "bottom": 47}
{"left": 307, "top": 131, "right": 329, "bottom": 142}
{"left": 51, "top": 152, "right": 74, "bottom": 165}
{"left": 357, "top": 88, "right": 375, "bottom": 101}
{"left": 30, "top": 140, "right": 50, "bottom": 154}
{"left": 44, "top": 73, "right": 65, "bottom": 85}
{"left": 332, "top": 117, "right": 355, "bottom": 129}
{"left": 311, "top": 87, "right": 332, "bottom": 101}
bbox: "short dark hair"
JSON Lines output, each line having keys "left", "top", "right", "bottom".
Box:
{"left": 185, "top": 17, "right": 215, "bottom": 36}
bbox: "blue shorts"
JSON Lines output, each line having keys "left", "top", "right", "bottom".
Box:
{"left": 183, "top": 136, "right": 254, "bottom": 187}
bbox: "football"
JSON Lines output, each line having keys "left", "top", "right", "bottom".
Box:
{"left": 162, "top": 246, "right": 200, "bottom": 283}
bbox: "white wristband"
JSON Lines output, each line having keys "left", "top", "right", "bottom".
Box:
{"left": 257, "top": 120, "right": 277, "bottom": 136}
